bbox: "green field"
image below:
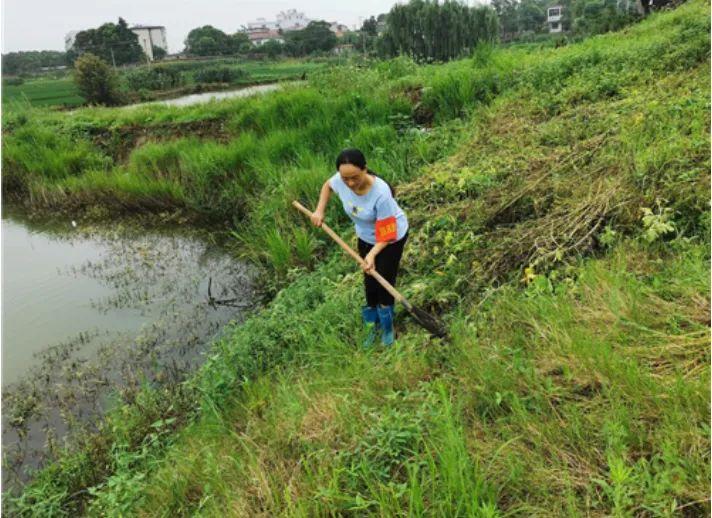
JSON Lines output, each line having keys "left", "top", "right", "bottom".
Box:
{"left": 237, "top": 60, "right": 326, "bottom": 81}
{"left": 3, "top": 0, "right": 710, "bottom": 515}
{"left": 2, "top": 77, "right": 85, "bottom": 107}
{"left": 2, "top": 60, "right": 327, "bottom": 108}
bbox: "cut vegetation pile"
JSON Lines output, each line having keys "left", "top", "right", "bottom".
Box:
{"left": 4, "top": 0, "right": 710, "bottom": 515}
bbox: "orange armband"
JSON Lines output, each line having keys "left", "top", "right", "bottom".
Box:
{"left": 375, "top": 216, "right": 397, "bottom": 243}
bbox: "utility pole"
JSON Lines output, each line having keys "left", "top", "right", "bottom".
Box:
{"left": 110, "top": 48, "right": 116, "bottom": 69}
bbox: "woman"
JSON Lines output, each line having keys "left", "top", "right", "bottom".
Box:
{"left": 311, "top": 148, "right": 409, "bottom": 347}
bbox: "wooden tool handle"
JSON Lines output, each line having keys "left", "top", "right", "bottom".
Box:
{"left": 292, "top": 200, "right": 406, "bottom": 305}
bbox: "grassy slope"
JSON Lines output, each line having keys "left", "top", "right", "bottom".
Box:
{"left": 112, "top": 3, "right": 709, "bottom": 515}
{"left": 127, "top": 242, "right": 708, "bottom": 517}
{"left": 6, "top": 1, "right": 709, "bottom": 515}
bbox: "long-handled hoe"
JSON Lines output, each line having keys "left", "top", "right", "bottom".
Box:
{"left": 292, "top": 201, "right": 447, "bottom": 339}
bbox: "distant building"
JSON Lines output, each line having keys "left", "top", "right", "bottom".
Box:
{"left": 244, "top": 10, "right": 348, "bottom": 44}
{"left": 246, "top": 9, "right": 311, "bottom": 36}
{"left": 244, "top": 17, "right": 284, "bottom": 46}
{"left": 247, "top": 17, "right": 279, "bottom": 30}
{"left": 276, "top": 9, "right": 310, "bottom": 31}
{"left": 329, "top": 22, "right": 349, "bottom": 37}
{"left": 65, "top": 25, "right": 168, "bottom": 61}
{"left": 333, "top": 43, "right": 354, "bottom": 55}
{"left": 65, "top": 30, "right": 80, "bottom": 51}
{"left": 247, "top": 28, "right": 284, "bottom": 46}
{"left": 130, "top": 25, "right": 168, "bottom": 60}
{"left": 547, "top": 5, "right": 564, "bottom": 33}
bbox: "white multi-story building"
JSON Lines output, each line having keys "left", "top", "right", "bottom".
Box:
{"left": 247, "top": 17, "right": 279, "bottom": 30}
{"left": 245, "top": 9, "right": 313, "bottom": 45}
{"left": 130, "top": 25, "right": 168, "bottom": 60}
{"left": 247, "top": 9, "right": 311, "bottom": 32}
{"left": 276, "top": 9, "right": 310, "bottom": 31}
{"left": 547, "top": 6, "right": 564, "bottom": 33}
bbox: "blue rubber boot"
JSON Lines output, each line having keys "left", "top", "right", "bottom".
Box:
{"left": 377, "top": 305, "right": 395, "bottom": 346}
{"left": 361, "top": 306, "right": 379, "bottom": 348}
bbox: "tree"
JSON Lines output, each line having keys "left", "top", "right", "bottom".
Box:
{"left": 186, "top": 26, "right": 224, "bottom": 55}
{"left": 73, "top": 53, "right": 122, "bottom": 105}
{"left": 254, "top": 40, "right": 285, "bottom": 59}
{"left": 491, "top": 0, "right": 520, "bottom": 39}
{"left": 68, "top": 18, "right": 145, "bottom": 66}
{"left": 1, "top": 51, "right": 67, "bottom": 76}
{"left": 517, "top": 0, "right": 547, "bottom": 33}
{"left": 228, "top": 32, "right": 252, "bottom": 54}
{"left": 379, "top": 0, "right": 499, "bottom": 61}
{"left": 569, "top": 0, "right": 641, "bottom": 35}
{"left": 338, "top": 32, "right": 359, "bottom": 45}
{"left": 284, "top": 21, "right": 338, "bottom": 56}
{"left": 152, "top": 46, "right": 167, "bottom": 60}
{"left": 184, "top": 26, "right": 229, "bottom": 55}
{"left": 490, "top": 0, "right": 641, "bottom": 40}
{"left": 361, "top": 16, "right": 378, "bottom": 36}
{"left": 357, "top": 16, "right": 380, "bottom": 54}
{"left": 184, "top": 26, "right": 252, "bottom": 56}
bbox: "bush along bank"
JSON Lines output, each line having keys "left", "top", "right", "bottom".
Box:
{"left": 5, "top": 0, "right": 710, "bottom": 514}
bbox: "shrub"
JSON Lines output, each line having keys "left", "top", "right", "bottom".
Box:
{"left": 193, "top": 66, "right": 247, "bottom": 84}
{"left": 73, "top": 53, "right": 123, "bottom": 105}
{"left": 152, "top": 46, "right": 167, "bottom": 60}
{"left": 3, "top": 77, "right": 24, "bottom": 86}
{"left": 124, "top": 66, "right": 183, "bottom": 91}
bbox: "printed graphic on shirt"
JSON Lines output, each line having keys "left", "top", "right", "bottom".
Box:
{"left": 348, "top": 202, "right": 363, "bottom": 217}
{"left": 375, "top": 216, "right": 397, "bottom": 242}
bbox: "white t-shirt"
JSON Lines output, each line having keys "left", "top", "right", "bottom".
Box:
{"left": 329, "top": 172, "right": 408, "bottom": 245}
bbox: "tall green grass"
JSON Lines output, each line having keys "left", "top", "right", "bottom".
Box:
{"left": 446, "top": 240, "right": 709, "bottom": 514}
{"left": 2, "top": 77, "right": 85, "bottom": 107}
{"left": 78, "top": 238, "right": 708, "bottom": 516}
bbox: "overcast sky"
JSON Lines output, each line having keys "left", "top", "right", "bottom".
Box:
{"left": 2, "top": 0, "right": 409, "bottom": 54}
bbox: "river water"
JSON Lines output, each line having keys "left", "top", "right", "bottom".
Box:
{"left": 2, "top": 77, "right": 281, "bottom": 489}
{"left": 1, "top": 212, "right": 256, "bottom": 486}
{"left": 127, "top": 82, "right": 282, "bottom": 109}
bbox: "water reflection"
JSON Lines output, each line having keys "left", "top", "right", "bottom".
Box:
{"left": 127, "top": 82, "right": 282, "bottom": 109}
{"left": 2, "top": 213, "right": 256, "bottom": 487}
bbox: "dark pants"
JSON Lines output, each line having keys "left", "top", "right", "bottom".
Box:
{"left": 357, "top": 232, "right": 408, "bottom": 307}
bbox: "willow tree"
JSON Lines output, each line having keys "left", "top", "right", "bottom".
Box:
{"left": 378, "top": 0, "right": 499, "bottom": 61}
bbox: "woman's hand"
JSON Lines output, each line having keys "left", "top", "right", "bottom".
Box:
{"left": 310, "top": 209, "right": 325, "bottom": 227}
{"left": 362, "top": 251, "right": 376, "bottom": 274}
{"left": 311, "top": 181, "right": 332, "bottom": 228}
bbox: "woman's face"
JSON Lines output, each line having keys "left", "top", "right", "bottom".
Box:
{"left": 339, "top": 163, "right": 367, "bottom": 192}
